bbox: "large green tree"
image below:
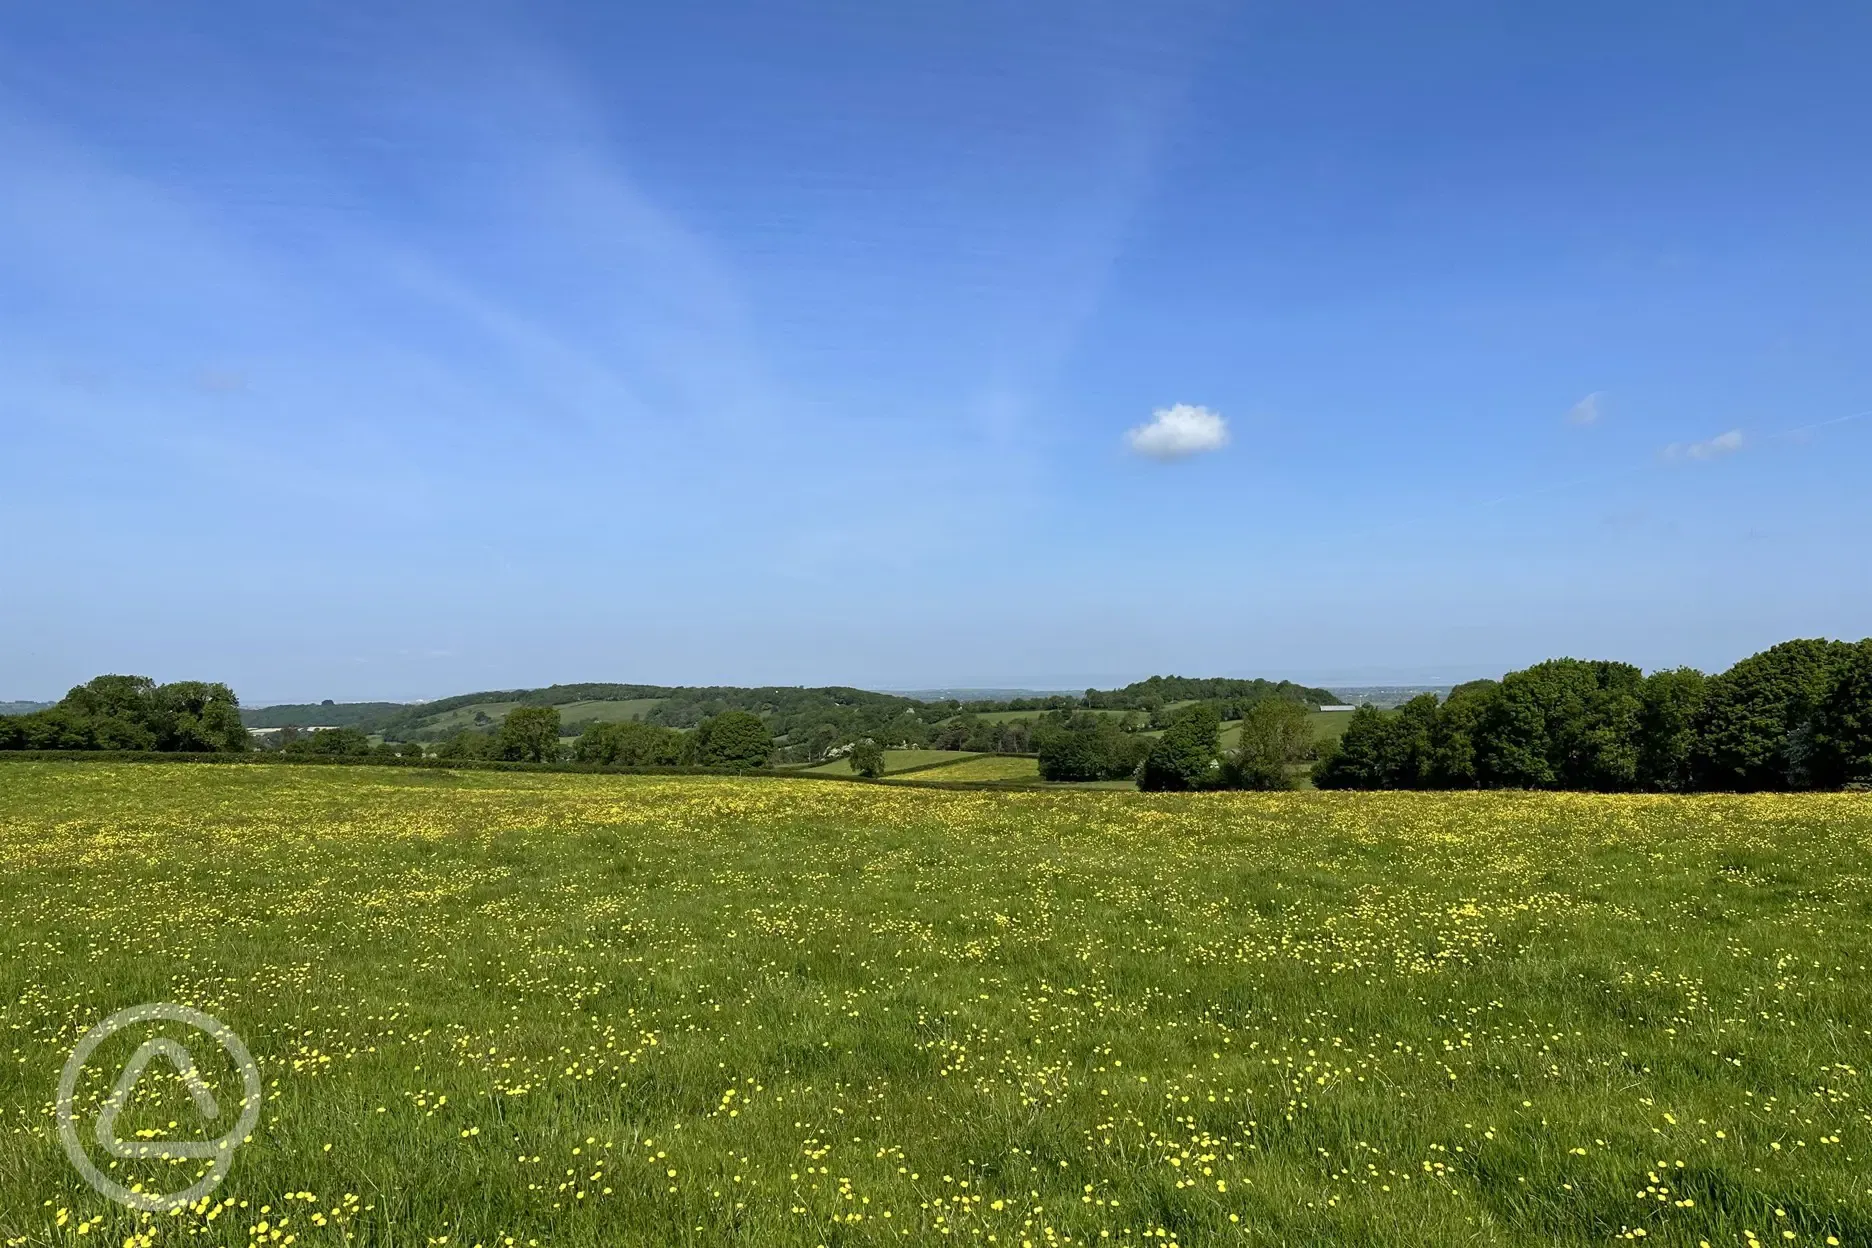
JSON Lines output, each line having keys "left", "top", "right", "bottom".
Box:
{"left": 1220, "top": 699, "right": 1313, "bottom": 790}
{"left": 693, "top": 710, "right": 772, "bottom": 768}
{"left": 1477, "top": 659, "right": 1643, "bottom": 790}
{"left": 574, "top": 720, "right": 685, "bottom": 766}
{"left": 1691, "top": 639, "right": 1852, "bottom": 791}
{"left": 1635, "top": 667, "right": 1708, "bottom": 792}
{"left": 1429, "top": 680, "right": 1498, "bottom": 787}
{"left": 1139, "top": 704, "right": 1222, "bottom": 792}
{"left": 0, "top": 674, "right": 247, "bottom": 753}
{"left": 1801, "top": 641, "right": 1872, "bottom": 789}
{"left": 499, "top": 706, "right": 563, "bottom": 763}
{"left": 1312, "top": 698, "right": 1437, "bottom": 789}
{"left": 848, "top": 739, "right": 886, "bottom": 778}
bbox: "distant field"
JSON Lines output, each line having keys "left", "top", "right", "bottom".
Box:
{"left": 804, "top": 749, "right": 982, "bottom": 775}
{"left": 1218, "top": 708, "right": 1358, "bottom": 751}
{"left": 894, "top": 754, "right": 1041, "bottom": 783}
{"left": 553, "top": 699, "right": 666, "bottom": 730}
{"left": 4, "top": 763, "right": 1867, "bottom": 1246}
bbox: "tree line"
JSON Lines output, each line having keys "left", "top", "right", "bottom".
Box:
{"left": 0, "top": 676, "right": 249, "bottom": 752}
{"left": 1033, "top": 700, "right": 1323, "bottom": 790}
{"left": 349, "top": 708, "right": 775, "bottom": 769}
{"left": 1312, "top": 638, "right": 1872, "bottom": 791}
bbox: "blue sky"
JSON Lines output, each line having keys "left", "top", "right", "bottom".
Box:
{"left": 3, "top": 1, "right": 1868, "bottom": 703}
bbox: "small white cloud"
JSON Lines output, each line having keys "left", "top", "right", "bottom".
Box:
{"left": 1663, "top": 429, "right": 1744, "bottom": 461}
{"left": 1565, "top": 391, "right": 1605, "bottom": 425}
{"left": 1125, "top": 403, "right": 1229, "bottom": 460}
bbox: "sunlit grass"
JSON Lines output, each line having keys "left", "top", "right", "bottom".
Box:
{"left": 1, "top": 762, "right": 1868, "bottom": 1246}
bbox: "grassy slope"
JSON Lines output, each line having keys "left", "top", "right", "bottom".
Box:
{"left": 894, "top": 755, "right": 1043, "bottom": 783}
{"left": 3, "top": 765, "right": 1868, "bottom": 1247}
{"left": 1218, "top": 708, "right": 1358, "bottom": 751}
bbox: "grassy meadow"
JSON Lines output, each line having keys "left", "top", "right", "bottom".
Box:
{"left": 1, "top": 763, "right": 1869, "bottom": 1247}
{"left": 896, "top": 756, "right": 1044, "bottom": 783}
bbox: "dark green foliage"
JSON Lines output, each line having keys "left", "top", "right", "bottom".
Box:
{"left": 933, "top": 714, "right": 1038, "bottom": 754}
{"left": 1218, "top": 699, "right": 1313, "bottom": 790}
{"left": 435, "top": 730, "right": 502, "bottom": 760}
{"left": 499, "top": 706, "right": 563, "bottom": 763}
{"left": 1035, "top": 714, "right": 1148, "bottom": 782}
{"left": 1082, "top": 675, "right": 1339, "bottom": 713}
{"left": 1802, "top": 641, "right": 1872, "bottom": 789}
{"left": 1311, "top": 638, "right": 1872, "bottom": 792}
{"left": 1317, "top": 703, "right": 1430, "bottom": 789}
{"left": 1139, "top": 704, "right": 1222, "bottom": 792}
{"left": 1636, "top": 667, "right": 1707, "bottom": 792}
{"left": 282, "top": 727, "right": 374, "bottom": 756}
{"left": 689, "top": 710, "right": 771, "bottom": 769}
{"left": 1429, "top": 680, "right": 1497, "bottom": 787}
{"left": 1477, "top": 660, "right": 1643, "bottom": 790}
{"left": 574, "top": 720, "right": 685, "bottom": 766}
{"left": 849, "top": 739, "right": 886, "bottom": 778}
{"left": 0, "top": 675, "right": 248, "bottom": 753}
{"left": 1691, "top": 639, "right": 1852, "bottom": 791}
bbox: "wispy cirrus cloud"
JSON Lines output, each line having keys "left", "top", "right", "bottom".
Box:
{"left": 1663, "top": 429, "right": 1744, "bottom": 461}
{"left": 1125, "top": 403, "right": 1229, "bottom": 460}
{"left": 1564, "top": 391, "right": 1605, "bottom": 425}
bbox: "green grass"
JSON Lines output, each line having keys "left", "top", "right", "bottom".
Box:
{"left": 1217, "top": 709, "right": 1356, "bottom": 752}
{"left": 3, "top": 763, "right": 1870, "bottom": 1247}
{"left": 803, "top": 748, "right": 981, "bottom": 775}
{"left": 893, "top": 755, "right": 1042, "bottom": 783}
{"left": 552, "top": 699, "right": 667, "bottom": 730}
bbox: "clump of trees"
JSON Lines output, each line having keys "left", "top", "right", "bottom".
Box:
{"left": 1083, "top": 676, "right": 1338, "bottom": 717}
{"left": 1313, "top": 638, "right": 1872, "bottom": 791}
{"left": 0, "top": 675, "right": 248, "bottom": 752}
{"left": 685, "top": 710, "right": 773, "bottom": 768}
{"left": 932, "top": 715, "right": 1041, "bottom": 754}
{"left": 849, "top": 739, "right": 886, "bottom": 778}
{"left": 1035, "top": 714, "right": 1149, "bottom": 781}
{"left": 1140, "top": 704, "right": 1224, "bottom": 791}
{"left": 1220, "top": 699, "right": 1316, "bottom": 790}
{"left": 433, "top": 707, "right": 773, "bottom": 768}
{"left": 574, "top": 720, "right": 684, "bottom": 766}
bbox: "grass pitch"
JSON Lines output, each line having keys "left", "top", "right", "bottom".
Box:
{"left": 1, "top": 763, "right": 1868, "bottom": 1247}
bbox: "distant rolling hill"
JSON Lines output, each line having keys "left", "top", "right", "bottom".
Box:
{"left": 242, "top": 677, "right": 1346, "bottom": 754}
{"left": 0, "top": 701, "right": 51, "bottom": 717}
{"left": 241, "top": 702, "right": 412, "bottom": 729}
